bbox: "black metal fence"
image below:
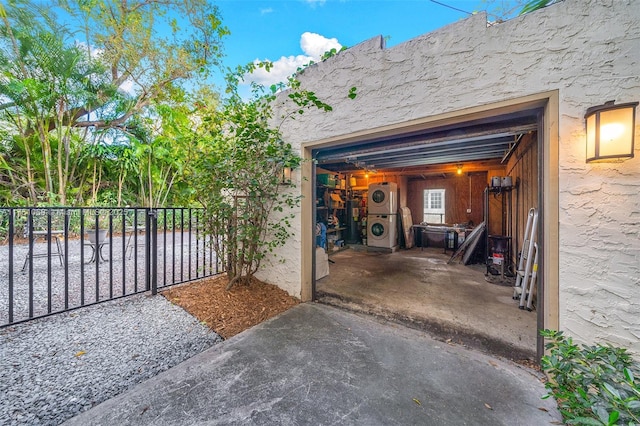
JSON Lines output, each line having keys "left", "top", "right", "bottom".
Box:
{"left": 0, "top": 207, "right": 225, "bottom": 327}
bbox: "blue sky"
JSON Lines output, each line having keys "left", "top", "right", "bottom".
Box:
{"left": 213, "top": 0, "right": 523, "bottom": 90}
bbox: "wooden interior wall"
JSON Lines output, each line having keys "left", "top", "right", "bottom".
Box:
{"left": 505, "top": 132, "right": 539, "bottom": 260}
{"left": 325, "top": 135, "right": 537, "bottom": 247}
{"left": 486, "top": 166, "right": 505, "bottom": 236}
{"left": 407, "top": 172, "right": 488, "bottom": 226}
{"left": 398, "top": 175, "right": 409, "bottom": 208}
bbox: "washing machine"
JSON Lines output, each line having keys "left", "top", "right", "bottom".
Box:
{"left": 368, "top": 182, "right": 397, "bottom": 214}
{"left": 367, "top": 214, "right": 398, "bottom": 248}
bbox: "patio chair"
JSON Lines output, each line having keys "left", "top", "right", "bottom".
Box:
{"left": 21, "top": 214, "right": 65, "bottom": 272}
{"left": 124, "top": 211, "right": 147, "bottom": 259}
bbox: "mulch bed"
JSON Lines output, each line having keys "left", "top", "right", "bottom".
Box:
{"left": 161, "top": 275, "right": 299, "bottom": 339}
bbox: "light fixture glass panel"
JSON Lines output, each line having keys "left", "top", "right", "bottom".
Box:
{"left": 586, "top": 113, "right": 596, "bottom": 159}
{"left": 280, "top": 166, "right": 292, "bottom": 185}
{"left": 585, "top": 101, "right": 637, "bottom": 163}
{"left": 598, "top": 108, "right": 634, "bottom": 157}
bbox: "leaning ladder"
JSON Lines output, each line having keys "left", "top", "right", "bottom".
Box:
{"left": 525, "top": 244, "right": 539, "bottom": 311}
{"left": 513, "top": 208, "right": 538, "bottom": 310}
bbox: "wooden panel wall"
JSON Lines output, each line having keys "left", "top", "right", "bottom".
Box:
{"left": 407, "top": 172, "right": 489, "bottom": 226}
{"left": 485, "top": 167, "right": 505, "bottom": 235}
{"left": 506, "top": 132, "right": 539, "bottom": 260}
{"left": 341, "top": 134, "right": 538, "bottom": 255}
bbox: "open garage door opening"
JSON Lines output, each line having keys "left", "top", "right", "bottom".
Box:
{"left": 310, "top": 105, "right": 546, "bottom": 363}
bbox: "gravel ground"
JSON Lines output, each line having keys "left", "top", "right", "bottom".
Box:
{"left": 0, "top": 293, "right": 222, "bottom": 425}
{"left": 0, "top": 233, "right": 219, "bottom": 325}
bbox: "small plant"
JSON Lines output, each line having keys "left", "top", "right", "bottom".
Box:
{"left": 540, "top": 329, "right": 640, "bottom": 425}
{"left": 520, "top": 0, "right": 561, "bottom": 16}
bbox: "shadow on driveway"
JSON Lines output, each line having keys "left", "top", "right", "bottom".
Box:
{"left": 65, "top": 303, "right": 560, "bottom": 425}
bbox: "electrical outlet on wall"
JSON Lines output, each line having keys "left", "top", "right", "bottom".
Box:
{"left": 466, "top": 208, "right": 472, "bottom": 213}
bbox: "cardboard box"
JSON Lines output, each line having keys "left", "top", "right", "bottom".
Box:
{"left": 329, "top": 193, "right": 344, "bottom": 209}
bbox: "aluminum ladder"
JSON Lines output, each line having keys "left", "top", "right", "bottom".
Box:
{"left": 513, "top": 243, "right": 539, "bottom": 311}
{"left": 512, "top": 208, "right": 538, "bottom": 310}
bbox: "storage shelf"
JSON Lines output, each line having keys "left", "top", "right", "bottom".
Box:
{"left": 317, "top": 176, "right": 348, "bottom": 247}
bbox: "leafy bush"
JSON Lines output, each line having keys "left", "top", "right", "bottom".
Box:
{"left": 540, "top": 329, "right": 640, "bottom": 425}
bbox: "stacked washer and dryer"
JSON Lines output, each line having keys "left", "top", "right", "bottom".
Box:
{"left": 367, "top": 182, "right": 398, "bottom": 249}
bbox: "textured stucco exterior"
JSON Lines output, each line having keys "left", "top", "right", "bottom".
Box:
{"left": 261, "top": 0, "right": 640, "bottom": 354}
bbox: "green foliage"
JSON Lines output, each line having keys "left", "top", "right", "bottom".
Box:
{"left": 193, "top": 61, "right": 335, "bottom": 289}
{"left": 520, "top": 0, "right": 560, "bottom": 15}
{"left": 540, "top": 329, "right": 640, "bottom": 425}
{"left": 0, "top": 0, "right": 227, "bottom": 206}
{"left": 319, "top": 46, "right": 347, "bottom": 61}
{"left": 475, "top": 0, "right": 561, "bottom": 21}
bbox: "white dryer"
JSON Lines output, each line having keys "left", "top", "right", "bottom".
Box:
{"left": 368, "top": 182, "right": 397, "bottom": 214}
{"left": 367, "top": 214, "right": 398, "bottom": 248}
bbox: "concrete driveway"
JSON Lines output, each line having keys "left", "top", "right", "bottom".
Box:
{"left": 64, "top": 303, "right": 560, "bottom": 425}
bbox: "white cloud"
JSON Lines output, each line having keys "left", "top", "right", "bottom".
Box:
{"left": 75, "top": 40, "right": 104, "bottom": 60}
{"left": 248, "top": 55, "right": 313, "bottom": 86}
{"left": 243, "top": 32, "right": 342, "bottom": 87}
{"left": 299, "top": 32, "right": 341, "bottom": 59}
{"left": 260, "top": 7, "right": 273, "bottom": 14}
{"left": 118, "top": 79, "right": 137, "bottom": 95}
{"left": 304, "top": 0, "right": 326, "bottom": 7}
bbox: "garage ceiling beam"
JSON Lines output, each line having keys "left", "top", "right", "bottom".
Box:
{"left": 356, "top": 150, "right": 509, "bottom": 169}
{"left": 319, "top": 150, "right": 504, "bottom": 172}
{"left": 312, "top": 111, "right": 540, "bottom": 174}
{"left": 327, "top": 136, "right": 515, "bottom": 166}
{"left": 327, "top": 157, "right": 505, "bottom": 175}
{"left": 314, "top": 123, "right": 538, "bottom": 162}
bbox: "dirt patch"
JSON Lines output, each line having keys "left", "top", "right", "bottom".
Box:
{"left": 162, "top": 275, "right": 299, "bottom": 339}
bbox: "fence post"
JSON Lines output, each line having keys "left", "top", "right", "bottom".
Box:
{"left": 150, "top": 209, "right": 158, "bottom": 295}
{"left": 8, "top": 208, "right": 14, "bottom": 324}
{"left": 27, "top": 209, "right": 34, "bottom": 318}
{"left": 145, "top": 210, "right": 151, "bottom": 292}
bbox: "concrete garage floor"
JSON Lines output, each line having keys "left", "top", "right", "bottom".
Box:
{"left": 316, "top": 247, "right": 538, "bottom": 362}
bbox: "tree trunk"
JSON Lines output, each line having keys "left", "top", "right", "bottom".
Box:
{"left": 147, "top": 152, "right": 153, "bottom": 207}
{"left": 117, "top": 170, "right": 125, "bottom": 207}
{"left": 91, "top": 160, "right": 100, "bottom": 205}
{"left": 37, "top": 125, "right": 54, "bottom": 198}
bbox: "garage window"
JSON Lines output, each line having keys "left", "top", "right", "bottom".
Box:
{"left": 424, "top": 189, "right": 445, "bottom": 223}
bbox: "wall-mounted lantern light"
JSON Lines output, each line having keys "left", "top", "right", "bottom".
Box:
{"left": 585, "top": 100, "right": 638, "bottom": 163}
{"left": 280, "top": 166, "right": 292, "bottom": 185}
{"left": 456, "top": 164, "right": 463, "bottom": 175}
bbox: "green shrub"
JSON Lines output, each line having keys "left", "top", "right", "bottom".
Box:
{"left": 540, "top": 329, "right": 640, "bottom": 425}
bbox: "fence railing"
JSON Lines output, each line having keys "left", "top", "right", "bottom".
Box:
{"left": 0, "top": 207, "right": 225, "bottom": 327}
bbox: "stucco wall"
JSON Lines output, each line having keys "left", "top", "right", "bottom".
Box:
{"left": 254, "top": 173, "right": 303, "bottom": 297}
{"left": 265, "top": 0, "right": 640, "bottom": 352}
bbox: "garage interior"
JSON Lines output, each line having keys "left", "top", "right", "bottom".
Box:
{"left": 312, "top": 108, "right": 543, "bottom": 362}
